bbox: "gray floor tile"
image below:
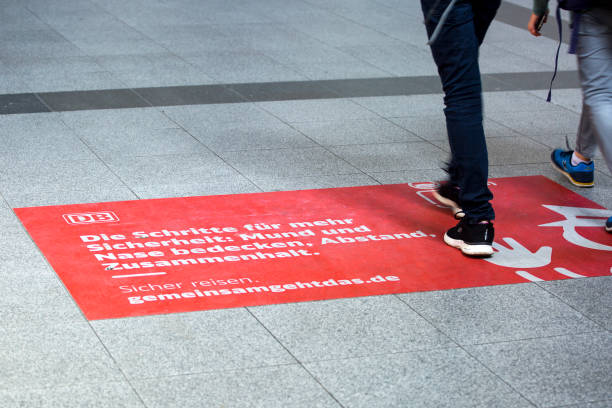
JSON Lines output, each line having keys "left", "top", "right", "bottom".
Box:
{"left": 252, "top": 173, "right": 379, "bottom": 192}
{"left": 249, "top": 296, "right": 454, "bottom": 362}
{"left": 0, "top": 160, "right": 131, "bottom": 202}
{"left": 263, "top": 46, "right": 391, "bottom": 80}
{"left": 0, "top": 271, "right": 84, "bottom": 333}
{"left": 3, "top": 187, "right": 138, "bottom": 208}
{"left": 432, "top": 136, "right": 551, "bottom": 165}
{"left": 526, "top": 88, "right": 583, "bottom": 114}
{"left": 0, "top": 112, "right": 68, "bottom": 133}
{"left": 329, "top": 142, "right": 446, "bottom": 173}
{"left": 0, "top": 6, "right": 48, "bottom": 32}
{"left": 185, "top": 121, "right": 317, "bottom": 152}
{"left": 291, "top": 118, "right": 420, "bottom": 146}
{"left": 132, "top": 175, "right": 261, "bottom": 199}
{"left": 61, "top": 107, "right": 178, "bottom": 132}
{"left": 0, "top": 127, "right": 97, "bottom": 163}
{"left": 70, "top": 38, "right": 168, "bottom": 56}
{"left": 528, "top": 131, "right": 606, "bottom": 161}
{"left": 488, "top": 110, "right": 581, "bottom": 138}
{"left": 398, "top": 283, "right": 601, "bottom": 345}
{"left": 211, "top": 23, "right": 328, "bottom": 52}
{"left": 0, "top": 322, "right": 123, "bottom": 390}
{"left": 305, "top": 348, "right": 533, "bottom": 408}
{"left": 494, "top": 37, "right": 578, "bottom": 72}
{"left": 555, "top": 401, "right": 612, "bottom": 408}
{"left": 0, "top": 72, "right": 32, "bottom": 94}
{"left": 537, "top": 276, "right": 612, "bottom": 330}
{"left": 91, "top": 309, "right": 295, "bottom": 379}
{"left": 80, "top": 127, "right": 209, "bottom": 159}
{"left": 479, "top": 43, "right": 551, "bottom": 74}
{"left": 0, "top": 232, "right": 57, "bottom": 276}
{"left": 390, "top": 116, "right": 520, "bottom": 142}
{"left": 112, "top": 66, "right": 216, "bottom": 88}
{"left": 467, "top": 332, "right": 612, "bottom": 408}
{"left": 287, "top": 17, "right": 400, "bottom": 49}
{"left": 352, "top": 94, "right": 444, "bottom": 117}
{"left": 162, "top": 103, "right": 281, "bottom": 126}
{"left": 488, "top": 163, "right": 554, "bottom": 178}
{"left": 483, "top": 136, "right": 551, "bottom": 165}
{"left": 0, "top": 381, "right": 145, "bottom": 408}
{"left": 370, "top": 168, "right": 449, "bottom": 185}
{"left": 257, "top": 99, "right": 380, "bottom": 123}
{"left": 0, "top": 206, "right": 24, "bottom": 235}
{"left": 3, "top": 56, "right": 104, "bottom": 76}
{"left": 0, "top": 30, "right": 85, "bottom": 59}
{"left": 94, "top": 53, "right": 191, "bottom": 72}
{"left": 483, "top": 91, "right": 570, "bottom": 114}
{"left": 218, "top": 147, "right": 359, "bottom": 178}
{"left": 185, "top": 51, "right": 309, "bottom": 83}
{"left": 338, "top": 42, "right": 437, "bottom": 77}
{"left": 133, "top": 365, "right": 340, "bottom": 408}
{"left": 20, "top": 71, "right": 125, "bottom": 93}
{"left": 105, "top": 153, "right": 241, "bottom": 187}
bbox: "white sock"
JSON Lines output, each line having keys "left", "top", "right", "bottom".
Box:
{"left": 571, "top": 152, "right": 590, "bottom": 166}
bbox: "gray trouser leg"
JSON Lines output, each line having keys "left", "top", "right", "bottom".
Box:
{"left": 575, "top": 8, "right": 612, "bottom": 173}
{"left": 575, "top": 103, "right": 597, "bottom": 158}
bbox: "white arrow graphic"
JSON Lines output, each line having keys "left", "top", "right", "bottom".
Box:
{"left": 540, "top": 205, "right": 612, "bottom": 251}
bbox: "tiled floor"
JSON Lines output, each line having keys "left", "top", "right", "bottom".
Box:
{"left": 1, "top": 0, "right": 610, "bottom": 407}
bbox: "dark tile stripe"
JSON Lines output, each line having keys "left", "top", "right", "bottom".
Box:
{"left": 0, "top": 2, "right": 576, "bottom": 115}
{"left": 133, "top": 84, "right": 245, "bottom": 107}
{"left": 37, "top": 89, "right": 151, "bottom": 112}
{"left": 0, "top": 71, "right": 579, "bottom": 115}
{"left": 0, "top": 93, "right": 50, "bottom": 115}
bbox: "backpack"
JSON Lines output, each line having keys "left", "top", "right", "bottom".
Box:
{"left": 546, "top": 0, "right": 593, "bottom": 101}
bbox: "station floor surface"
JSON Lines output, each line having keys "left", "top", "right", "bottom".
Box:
{"left": 1, "top": 0, "right": 610, "bottom": 407}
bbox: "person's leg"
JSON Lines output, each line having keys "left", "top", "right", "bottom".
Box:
{"left": 577, "top": 7, "right": 612, "bottom": 232}
{"left": 471, "top": 0, "right": 502, "bottom": 45}
{"left": 421, "top": 0, "right": 495, "bottom": 222}
{"left": 421, "top": 0, "right": 496, "bottom": 255}
{"left": 575, "top": 104, "right": 598, "bottom": 160}
{"left": 550, "top": 106, "right": 596, "bottom": 187}
{"left": 577, "top": 8, "right": 612, "bottom": 174}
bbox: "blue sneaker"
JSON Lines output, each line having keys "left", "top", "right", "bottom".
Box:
{"left": 551, "top": 149, "right": 594, "bottom": 187}
{"left": 606, "top": 217, "right": 612, "bottom": 233}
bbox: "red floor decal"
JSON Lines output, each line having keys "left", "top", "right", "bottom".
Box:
{"left": 15, "top": 176, "right": 612, "bottom": 320}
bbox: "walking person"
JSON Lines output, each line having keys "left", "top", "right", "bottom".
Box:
{"left": 420, "top": 0, "right": 501, "bottom": 255}
{"left": 528, "top": 0, "right": 612, "bottom": 232}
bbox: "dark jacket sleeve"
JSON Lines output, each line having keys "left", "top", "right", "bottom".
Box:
{"left": 533, "top": 0, "right": 549, "bottom": 16}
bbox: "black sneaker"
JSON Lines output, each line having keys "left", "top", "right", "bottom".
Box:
{"left": 444, "top": 218, "right": 494, "bottom": 256}
{"left": 606, "top": 216, "right": 612, "bottom": 233}
{"left": 433, "top": 182, "right": 464, "bottom": 218}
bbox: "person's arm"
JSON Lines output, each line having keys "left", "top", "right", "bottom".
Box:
{"left": 528, "top": 0, "right": 550, "bottom": 36}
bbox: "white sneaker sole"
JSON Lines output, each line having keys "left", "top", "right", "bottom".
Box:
{"left": 444, "top": 233, "right": 493, "bottom": 256}
{"left": 433, "top": 191, "right": 464, "bottom": 218}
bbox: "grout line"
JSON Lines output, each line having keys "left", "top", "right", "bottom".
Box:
{"left": 393, "top": 293, "right": 541, "bottom": 407}
{"left": 244, "top": 306, "right": 347, "bottom": 408}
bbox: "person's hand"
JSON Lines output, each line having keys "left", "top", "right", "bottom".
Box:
{"left": 528, "top": 13, "right": 547, "bottom": 37}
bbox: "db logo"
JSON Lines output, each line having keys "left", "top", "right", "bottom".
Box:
{"left": 63, "top": 211, "right": 119, "bottom": 225}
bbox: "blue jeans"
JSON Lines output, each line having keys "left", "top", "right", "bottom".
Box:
{"left": 421, "top": 0, "right": 499, "bottom": 222}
